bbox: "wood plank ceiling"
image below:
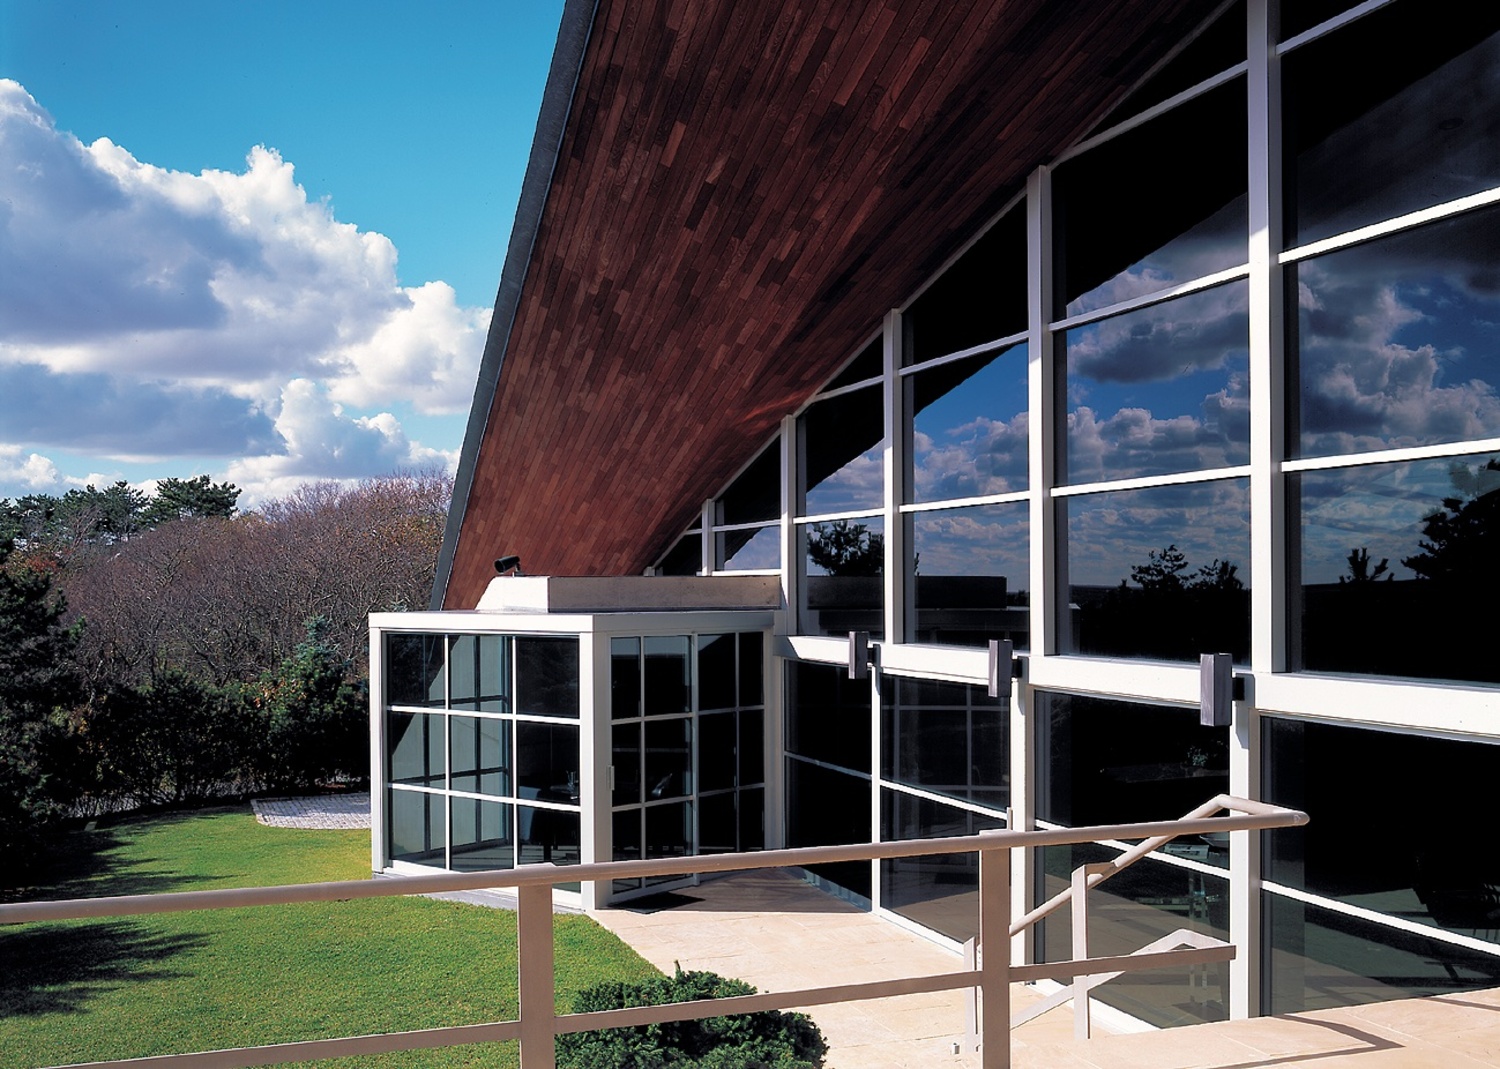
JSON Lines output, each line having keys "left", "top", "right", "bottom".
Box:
{"left": 445, "top": 0, "right": 1206, "bottom": 607}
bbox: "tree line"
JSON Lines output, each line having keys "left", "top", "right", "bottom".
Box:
{"left": 0, "top": 471, "right": 450, "bottom": 881}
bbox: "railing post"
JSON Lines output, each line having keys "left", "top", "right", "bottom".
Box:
{"left": 1070, "top": 861, "right": 1113, "bottom": 1039}
{"left": 517, "top": 881, "right": 556, "bottom": 1069}
{"left": 978, "top": 838, "right": 1011, "bottom": 1069}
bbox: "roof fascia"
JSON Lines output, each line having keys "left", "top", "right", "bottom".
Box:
{"left": 430, "top": 0, "right": 601, "bottom": 610}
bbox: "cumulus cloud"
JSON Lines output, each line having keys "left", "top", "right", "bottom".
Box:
{"left": 1066, "top": 282, "right": 1250, "bottom": 386}
{"left": 0, "top": 80, "right": 485, "bottom": 500}
{"left": 1296, "top": 229, "right": 1500, "bottom": 457}
{"left": 224, "top": 380, "right": 456, "bottom": 505}
{"left": 0, "top": 445, "right": 64, "bottom": 493}
{"left": 913, "top": 413, "right": 1029, "bottom": 500}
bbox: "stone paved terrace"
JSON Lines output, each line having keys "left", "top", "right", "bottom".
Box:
{"left": 591, "top": 869, "right": 1500, "bottom": 1069}
{"left": 251, "top": 792, "right": 370, "bottom": 829}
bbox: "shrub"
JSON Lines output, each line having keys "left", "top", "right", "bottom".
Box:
{"left": 88, "top": 672, "right": 250, "bottom": 806}
{"left": 245, "top": 616, "right": 368, "bottom": 792}
{"left": 556, "top": 967, "right": 827, "bottom": 1069}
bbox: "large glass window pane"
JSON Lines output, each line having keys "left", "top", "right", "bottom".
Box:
{"left": 716, "top": 523, "right": 780, "bottom": 571}
{"left": 449, "top": 798, "right": 513, "bottom": 873}
{"left": 515, "top": 637, "right": 579, "bottom": 718}
{"left": 1038, "top": 692, "right": 1230, "bottom": 867}
{"left": 611, "top": 723, "right": 642, "bottom": 806}
{"left": 1267, "top": 894, "right": 1500, "bottom": 1015}
{"left": 716, "top": 437, "right": 781, "bottom": 526}
{"left": 739, "top": 786, "right": 765, "bottom": 851}
{"left": 880, "top": 790, "right": 1005, "bottom": 944}
{"left": 698, "top": 712, "right": 736, "bottom": 793}
{"left": 738, "top": 707, "right": 764, "bottom": 786}
{"left": 699, "top": 792, "right": 737, "bottom": 855}
{"left": 697, "top": 633, "right": 736, "bottom": 711}
{"left": 388, "top": 789, "right": 444, "bottom": 865}
{"left": 1294, "top": 453, "right": 1500, "bottom": 683}
{"left": 448, "top": 634, "right": 509, "bottom": 712}
{"left": 644, "top": 718, "right": 692, "bottom": 800}
{"left": 449, "top": 716, "right": 509, "bottom": 797}
{"left": 612, "top": 809, "right": 642, "bottom": 894}
{"left": 1107, "top": 0, "right": 1245, "bottom": 124}
{"left": 644, "top": 801, "right": 693, "bottom": 886}
{"left": 904, "top": 209, "right": 1026, "bottom": 365}
{"left": 800, "top": 385, "right": 885, "bottom": 515}
{"left": 1064, "top": 282, "right": 1251, "bottom": 484}
{"left": 785, "top": 758, "right": 871, "bottom": 902}
{"left": 611, "top": 637, "right": 640, "bottom": 720}
{"left": 911, "top": 502, "right": 1029, "bottom": 649}
{"left": 738, "top": 631, "right": 763, "bottom": 707}
{"left": 1038, "top": 843, "right": 1229, "bottom": 1026}
{"left": 1264, "top": 718, "right": 1500, "bottom": 945}
{"left": 1065, "top": 479, "right": 1250, "bottom": 662}
{"left": 656, "top": 531, "right": 702, "bottom": 575}
{"left": 515, "top": 721, "right": 580, "bottom": 800}
{"left": 909, "top": 342, "right": 1028, "bottom": 503}
{"left": 518, "top": 805, "right": 579, "bottom": 871}
{"left": 643, "top": 636, "right": 691, "bottom": 716}
{"left": 786, "top": 660, "right": 871, "bottom": 775}
{"left": 388, "top": 712, "right": 444, "bottom": 787}
{"left": 1285, "top": 4, "right": 1500, "bottom": 245}
{"left": 881, "top": 677, "right": 1008, "bottom": 812}
{"left": 1054, "top": 78, "right": 1247, "bottom": 317}
{"left": 802, "top": 517, "right": 885, "bottom": 639}
{"left": 386, "top": 633, "right": 446, "bottom": 707}
{"left": 822, "top": 338, "right": 883, "bottom": 392}
{"left": 1292, "top": 210, "right": 1500, "bottom": 460}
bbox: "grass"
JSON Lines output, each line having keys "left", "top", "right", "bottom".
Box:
{"left": 0, "top": 807, "right": 660, "bottom": 1069}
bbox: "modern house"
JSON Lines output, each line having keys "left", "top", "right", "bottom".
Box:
{"left": 370, "top": 0, "right": 1500, "bottom": 1030}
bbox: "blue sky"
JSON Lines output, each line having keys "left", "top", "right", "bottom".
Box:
{"left": 0, "top": 0, "right": 563, "bottom": 504}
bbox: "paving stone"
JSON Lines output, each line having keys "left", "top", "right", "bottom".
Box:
{"left": 251, "top": 793, "right": 371, "bottom": 829}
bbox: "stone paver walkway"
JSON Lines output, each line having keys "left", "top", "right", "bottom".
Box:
{"left": 590, "top": 869, "right": 1080, "bottom": 1069}
{"left": 251, "top": 792, "right": 370, "bottom": 829}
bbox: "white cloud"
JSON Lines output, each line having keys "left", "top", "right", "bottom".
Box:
{"left": 326, "top": 280, "right": 490, "bottom": 414}
{"left": 224, "top": 379, "right": 456, "bottom": 505}
{"left": 0, "top": 79, "right": 483, "bottom": 498}
{"left": 0, "top": 445, "right": 64, "bottom": 493}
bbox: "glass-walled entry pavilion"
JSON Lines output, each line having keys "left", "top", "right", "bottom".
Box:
{"left": 370, "top": 582, "right": 775, "bottom": 911}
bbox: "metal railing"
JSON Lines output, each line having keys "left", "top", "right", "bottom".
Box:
{"left": 0, "top": 794, "right": 1305, "bottom": 1069}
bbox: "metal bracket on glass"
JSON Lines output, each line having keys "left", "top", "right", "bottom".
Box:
{"left": 1199, "top": 652, "right": 1244, "bottom": 726}
{"left": 988, "top": 639, "right": 1022, "bottom": 699}
{"left": 847, "top": 630, "right": 872, "bottom": 680}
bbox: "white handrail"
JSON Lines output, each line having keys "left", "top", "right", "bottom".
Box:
{"left": 1, "top": 795, "right": 1306, "bottom": 1069}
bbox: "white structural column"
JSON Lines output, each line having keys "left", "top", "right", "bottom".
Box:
{"left": 1017, "top": 168, "right": 1055, "bottom": 946}
{"left": 368, "top": 624, "right": 387, "bottom": 873}
{"left": 1235, "top": 0, "right": 1283, "bottom": 1020}
{"left": 1027, "top": 168, "right": 1057, "bottom": 658}
{"left": 883, "top": 308, "right": 908, "bottom": 643}
{"left": 584, "top": 631, "right": 611, "bottom": 909}
{"left": 779, "top": 414, "right": 798, "bottom": 630}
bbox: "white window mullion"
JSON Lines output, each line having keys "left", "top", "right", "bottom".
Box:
{"left": 883, "top": 308, "right": 907, "bottom": 644}
{"left": 1236, "top": 0, "right": 1281, "bottom": 1022}
{"left": 1020, "top": 165, "right": 1055, "bottom": 955}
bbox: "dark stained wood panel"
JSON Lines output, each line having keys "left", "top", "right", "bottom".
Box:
{"left": 445, "top": 0, "right": 1206, "bottom": 607}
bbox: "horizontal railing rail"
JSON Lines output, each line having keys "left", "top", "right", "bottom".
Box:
{"left": 1, "top": 794, "right": 1306, "bottom": 1069}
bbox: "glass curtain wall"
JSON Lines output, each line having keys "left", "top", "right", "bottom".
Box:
{"left": 385, "top": 632, "right": 582, "bottom": 879}
{"left": 648, "top": 0, "right": 1500, "bottom": 1016}
{"left": 609, "top": 630, "right": 766, "bottom": 899}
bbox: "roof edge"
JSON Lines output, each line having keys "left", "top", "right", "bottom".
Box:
{"left": 430, "top": 0, "right": 600, "bottom": 611}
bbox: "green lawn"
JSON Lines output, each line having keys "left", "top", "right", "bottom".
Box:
{"left": 0, "top": 807, "right": 659, "bottom": 1069}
